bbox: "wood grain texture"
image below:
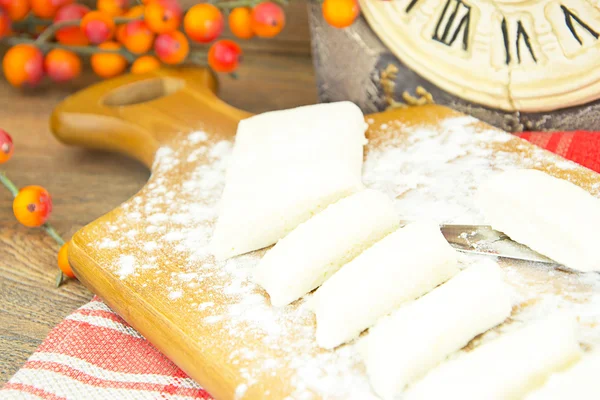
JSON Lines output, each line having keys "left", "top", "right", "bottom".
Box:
{"left": 0, "top": 49, "right": 317, "bottom": 385}
{"left": 48, "top": 64, "right": 600, "bottom": 399}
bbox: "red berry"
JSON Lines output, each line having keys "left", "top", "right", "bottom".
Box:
{"left": 183, "top": 4, "right": 223, "bottom": 43}
{"left": 0, "top": 9, "right": 11, "bottom": 39}
{"left": 322, "top": 0, "right": 360, "bottom": 28}
{"left": 30, "top": 0, "right": 72, "bottom": 19}
{"left": 81, "top": 11, "right": 115, "bottom": 44}
{"left": 208, "top": 39, "right": 242, "bottom": 73}
{"left": 154, "top": 30, "right": 189, "bottom": 64}
{"left": 2, "top": 0, "right": 31, "bottom": 21}
{"left": 228, "top": 7, "right": 253, "bottom": 40}
{"left": 54, "top": 4, "right": 90, "bottom": 46}
{"left": 58, "top": 242, "right": 76, "bottom": 279}
{"left": 144, "top": 0, "right": 182, "bottom": 34}
{"left": 0, "top": 129, "right": 14, "bottom": 164}
{"left": 2, "top": 45, "right": 45, "bottom": 88}
{"left": 13, "top": 185, "right": 53, "bottom": 227}
{"left": 121, "top": 20, "right": 154, "bottom": 54}
{"left": 44, "top": 49, "right": 82, "bottom": 82}
{"left": 251, "top": 2, "right": 285, "bottom": 38}
{"left": 97, "top": 0, "right": 128, "bottom": 17}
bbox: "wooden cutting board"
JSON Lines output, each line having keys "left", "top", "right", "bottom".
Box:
{"left": 51, "top": 67, "right": 600, "bottom": 400}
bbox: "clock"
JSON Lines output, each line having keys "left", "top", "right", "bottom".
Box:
{"left": 359, "top": 0, "right": 600, "bottom": 112}
{"left": 307, "top": 1, "right": 600, "bottom": 131}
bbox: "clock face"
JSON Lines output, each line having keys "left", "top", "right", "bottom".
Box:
{"left": 359, "top": 0, "right": 600, "bottom": 112}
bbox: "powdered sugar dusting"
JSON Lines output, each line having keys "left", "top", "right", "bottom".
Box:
{"left": 82, "top": 120, "right": 600, "bottom": 399}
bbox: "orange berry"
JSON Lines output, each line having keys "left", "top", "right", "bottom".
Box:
{"left": 3, "top": 0, "right": 31, "bottom": 21}
{"left": 44, "top": 49, "right": 81, "bottom": 82}
{"left": 208, "top": 39, "right": 242, "bottom": 73}
{"left": 58, "top": 242, "right": 76, "bottom": 279}
{"left": 0, "top": 129, "right": 14, "bottom": 164}
{"left": 144, "top": 0, "right": 181, "bottom": 34}
{"left": 228, "top": 7, "right": 253, "bottom": 40}
{"left": 131, "top": 55, "right": 160, "bottom": 74}
{"left": 13, "top": 185, "right": 52, "bottom": 228}
{"left": 123, "top": 4, "right": 143, "bottom": 18}
{"left": 30, "top": 0, "right": 72, "bottom": 19}
{"left": 54, "top": 4, "right": 89, "bottom": 46}
{"left": 115, "top": 24, "right": 126, "bottom": 43}
{"left": 183, "top": 4, "right": 223, "bottom": 43}
{"left": 91, "top": 41, "right": 128, "bottom": 78}
{"left": 81, "top": 10, "right": 115, "bottom": 44}
{"left": 96, "top": 0, "right": 127, "bottom": 17}
{"left": 121, "top": 20, "right": 154, "bottom": 54}
{"left": 154, "top": 30, "right": 188, "bottom": 64}
{"left": 2, "top": 44, "right": 44, "bottom": 88}
{"left": 0, "top": 9, "right": 11, "bottom": 38}
{"left": 322, "top": 0, "right": 359, "bottom": 28}
{"left": 251, "top": 2, "right": 285, "bottom": 38}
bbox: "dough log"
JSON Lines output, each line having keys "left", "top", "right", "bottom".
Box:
{"left": 359, "top": 260, "right": 512, "bottom": 400}
{"left": 313, "top": 221, "right": 459, "bottom": 349}
{"left": 525, "top": 350, "right": 600, "bottom": 400}
{"left": 478, "top": 169, "right": 600, "bottom": 272}
{"left": 405, "top": 313, "right": 582, "bottom": 400}
{"left": 253, "top": 189, "right": 399, "bottom": 307}
{"left": 211, "top": 101, "right": 366, "bottom": 260}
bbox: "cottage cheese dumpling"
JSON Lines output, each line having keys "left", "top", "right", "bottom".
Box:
{"left": 360, "top": 260, "right": 512, "bottom": 400}
{"left": 405, "top": 313, "right": 582, "bottom": 400}
{"left": 211, "top": 101, "right": 366, "bottom": 260}
{"left": 253, "top": 189, "right": 399, "bottom": 307}
{"left": 478, "top": 169, "right": 600, "bottom": 272}
{"left": 313, "top": 221, "right": 459, "bottom": 349}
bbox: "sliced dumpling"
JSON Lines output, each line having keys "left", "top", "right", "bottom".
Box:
{"left": 359, "top": 260, "right": 513, "bottom": 399}
{"left": 405, "top": 313, "right": 582, "bottom": 400}
{"left": 313, "top": 221, "right": 459, "bottom": 349}
{"left": 211, "top": 101, "right": 366, "bottom": 260}
{"left": 525, "top": 350, "right": 600, "bottom": 400}
{"left": 253, "top": 189, "right": 399, "bottom": 307}
{"left": 478, "top": 169, "right": 600, "bottom": 272}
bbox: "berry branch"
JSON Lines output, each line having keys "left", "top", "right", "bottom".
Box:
{"left": 216, "top": 0, "right": 288, "bottom": 9}
{"left": 0, "top": 0, "right": 295, "bottom": 86}
{"left": 5, "top": 36, "right": 138, "bottom": 61}
{"left": 0, "top": 129, "right": 71, "bottom": 287}
{"left": 33, "top": 15, "right": 141, "bottom": 44}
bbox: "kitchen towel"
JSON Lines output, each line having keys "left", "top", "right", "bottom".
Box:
{"left": 2, "top": 130, "right": 600, "bottom": 399}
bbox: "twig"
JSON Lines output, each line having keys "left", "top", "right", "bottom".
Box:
{"left": 43, "top": 223, "right": 65, "bottom": 246}
{"left": 0, "top": 172, "right": 19, "bottom": 197}
{"left": 34, "top": 19, "right": 78, "bottom": 44}
{"left": 215, "top": 0, "right": 288, "bottom": 9}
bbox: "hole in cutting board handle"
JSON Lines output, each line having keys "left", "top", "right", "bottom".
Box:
{"left": 102, "top": 77, "right": 185, "bottom": 107}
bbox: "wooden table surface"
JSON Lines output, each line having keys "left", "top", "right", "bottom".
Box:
{"left": 0, "top": 2, "right": 317, "bottom": 383}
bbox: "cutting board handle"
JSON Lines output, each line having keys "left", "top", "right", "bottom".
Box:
{"left": 50, "top": 67, "right": 251, "bottom": 168}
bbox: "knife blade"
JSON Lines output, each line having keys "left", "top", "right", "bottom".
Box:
{"left": 438, "top": 224, "right": 560, "bottom": 265}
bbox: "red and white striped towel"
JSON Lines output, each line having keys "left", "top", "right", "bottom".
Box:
{"left": 2, "top": 130, "right": 600, "bottom": 399}
{"left": 1, "top": 297, "right": 212, "bottom": 399}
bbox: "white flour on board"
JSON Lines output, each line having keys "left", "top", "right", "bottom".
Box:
{"left": 88, "top": 116, "right": 600, "bottom": 399}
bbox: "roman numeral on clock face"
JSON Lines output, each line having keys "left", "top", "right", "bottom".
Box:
{"left": 432, "top": 0, "right": 472, "bottom": 50}
{"left": 405, "top": 0, "right": 420, "bottom": 13}
{"left": 561, "top": 5, "right": 598, "bottom": 45}
{"left": 501, "top": 17, "right": 537, "bottom": 64}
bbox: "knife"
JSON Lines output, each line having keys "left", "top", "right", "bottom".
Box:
{"left": 437, "top": 224, "right": 560, "bottom": 266}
